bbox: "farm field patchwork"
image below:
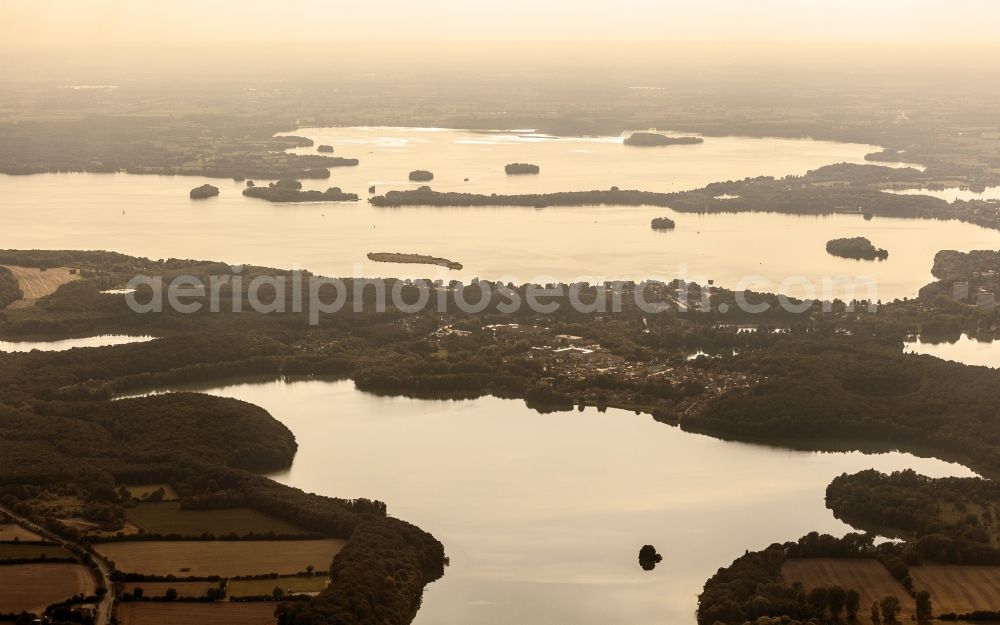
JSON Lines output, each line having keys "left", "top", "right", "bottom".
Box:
{"left": 0, "top": 265, "right": 79, "bottom": 307}
{"left": 0, "top": 563, "right": 96, "bottom": 614}
{"left": 782, "top": 558, "right": 916, "bottom": 624}
{"left": 909, "top": 564, "right": 1000, "bottom": 615}
{"left": 0, "top": 542, "right": 73, "bottom": 560}
{"left": 125, "top": 502, "right": 311, "bottom": 536}
{"left": 0, "top": 522, "right": 42, "bottom": 541}
{"left": 122, "top": 581, "right": 221, "bottom": 598}
{"left": 94, "top": 539, "right": 347, "bottom": 577}
{"left": 117, "top": 601, "right": 279, "bottom": 625}
{"left": 228, "top": 575, "right": 330, "bottom": 597}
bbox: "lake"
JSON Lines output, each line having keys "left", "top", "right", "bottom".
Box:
{"left": 161, "top": 377, "right": 976, "bottom": 625}
{"left": 905, "top": 333, "right": 1000, "bottom": 368}
{"left": 0, "top": 335, "right": 155, "bottom": 352}
{"left": 2, "top": 127, "right": 998, "bottom": 301}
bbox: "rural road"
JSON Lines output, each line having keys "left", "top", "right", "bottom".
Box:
{"left": 0, "top": 504, "right": 114, "bottom": 625}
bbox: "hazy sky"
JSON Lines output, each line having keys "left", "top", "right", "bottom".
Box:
{"left": 4, "top": 0, "right": 1000, "bottom": 46}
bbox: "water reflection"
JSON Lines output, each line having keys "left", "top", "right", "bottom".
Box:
{"left": 0, "top": 335, "right": 155, "bottom": 352}
{"left": 158, "top": 377, "right": 976, "bottom": 625}
{"left": 905, "top": 333, "right": 1000, "bottom": 368}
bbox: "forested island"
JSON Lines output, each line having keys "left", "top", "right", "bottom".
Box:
{"left": 367, "top": 252, "right": 463, "bottom": 270}
{"left": 825, "top": 236, "right": 888, "bottom": 260}
{"left": 409, "top": 170, "right": 434, "bottom": 181}
{"left": 243, "top": 182, "right": 359, "bottom": 203}
{"left": 369, "top": 186, "right": 670, "bottom": 207}
{"left": 651, "top": 216, "right": 676, "bottom": 230}
{"left": 317, "top": 145, "right": 334, "bottom": 153}
{"left": 624, "top": 132, "right": 704, "bottom": 146}
{"left": 505, "top": 163, "right": 540, "bottom": 174}
{"left": 189, "top": 184, "right": 219, "bottom": 199}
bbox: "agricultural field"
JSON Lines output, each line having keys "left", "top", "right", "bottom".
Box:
{"left": 95, "top": 539, "right": 346, "bottom": 577}
{"left": 0, "top": 563, "right": 96, "bottom": 614}
{"left": 122, "top": 581, "right": 221, "bottom": 598}
{"left": 125, "top": 502, "right": 311, "bottom": 536}
{"left": 117, "top": 602, "right": 279, "bottom": 625}
{"left": 0, "top": 542, "right": 73, "bottom": 560}
{"left": 228, "top": 575, "right": 330, "bottom": 598}
{"left": 0, "top": 522, "right": 41, "bottom": 541}
{"left": 782, "top": 558, "right": 916, "bottom": 624}
{"left": 126, "top": 484, "right": 179, "bottom": 501}
{"left": 0, "top": 265, "right": 79, "bottom": 307}
{"left": 909, "top": 564, "right": 1000, "bottom": 615}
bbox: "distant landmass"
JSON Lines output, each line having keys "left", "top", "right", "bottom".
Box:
{"left": 317, "top": 145, "right": 334, "bottom": 153}
{"left": 651, "top": 217, "right": 676, "bottom": 230}
{"left": 367, "top": 252, "right": 463, "bottom": 270}
{"left": 624, "top": 132, "right": 704, "bottom": 147}
{"left": 409, "top": 170, "right": 434, "bottom": 182}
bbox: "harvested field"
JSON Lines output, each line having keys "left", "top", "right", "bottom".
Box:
{"left": 122, "top": 581, "right": 220, "bottom": 598}
{"left": 0, "top": 563, "right": 96, "bottom": 614}
{"left": 910, "top": 564, "right": 1000, "bottom": 615}
{"left": 228, "top": 575, "right": 329, "bottom": 597}
{"left": 126, "top": 484, "right": 179, "bottom": 501}
{"left": 0, "top": 265, "right": 79, "bottom": 307}
{"left": 0, "top": 542, "right": 73, "bottom": 560}
{"left": 0, "top": 522, "right": 42, "bottom": 541}
{"left": 117, "top": 602, "right": 278, "bottom": 625}
{"left": 95, "top": 539, "right": 346, "bottom": 577}
{"left": 782, "top": 558, "right": 915, "bottom": 624}
{"left": 125, "top": 502, "right": 310, "bottom": 537}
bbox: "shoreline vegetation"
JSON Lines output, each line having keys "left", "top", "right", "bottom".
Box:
{"left": 369, "top": 163, "right": 1000, "bottom": 232}
{"left": 2, "top": 247, "right": 1000, "bottom": 623}
{"left": 826, "top": 236, "right": 889, "bottom": 261}
{"left": 623, "top": 132, "right": 704, "bottom": 147}
{"left": 366, "top": 252, "right": 463, "bottom": 270}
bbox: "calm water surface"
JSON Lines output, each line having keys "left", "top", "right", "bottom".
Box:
{"left": 0, "top": 335, "right": 154, "bottom": 352}
{"left": 166, "top": 378, "right": 975, "bottom": 625}
{"left": 905, "top": 334, "right": 1000, "bottom": 368}
{"left": 2, "top": 128, "right": 996, "bottom": 300}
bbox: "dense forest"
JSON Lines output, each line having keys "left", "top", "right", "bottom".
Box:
{"left": 827, "top": 470, "right": 1000, "bottom": 565}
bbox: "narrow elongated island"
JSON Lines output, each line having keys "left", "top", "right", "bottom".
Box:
{"left": 624, "top": 132, "right": 704, "bottom": 146}
{"left": 244, "top": 183, "right": 359, "bottom": 202}
{"left": 367, "top": 252, "right": 463, "bottom": 270}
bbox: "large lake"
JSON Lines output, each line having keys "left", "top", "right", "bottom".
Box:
{"left": 2, "top": 127, "right": 997, "bottom": 300}
{"left": 157, "top": 378, "right": 976, "bottom": 625}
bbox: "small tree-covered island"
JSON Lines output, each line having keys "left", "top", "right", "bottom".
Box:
{"left": 504, "top": 163, "right": 540, "bottom": 174}
{"left": 189, "top": 184, "right": 219, "bottom": 199}
{"left": 826, "top": 236, "right": 889, "bottom": 260}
